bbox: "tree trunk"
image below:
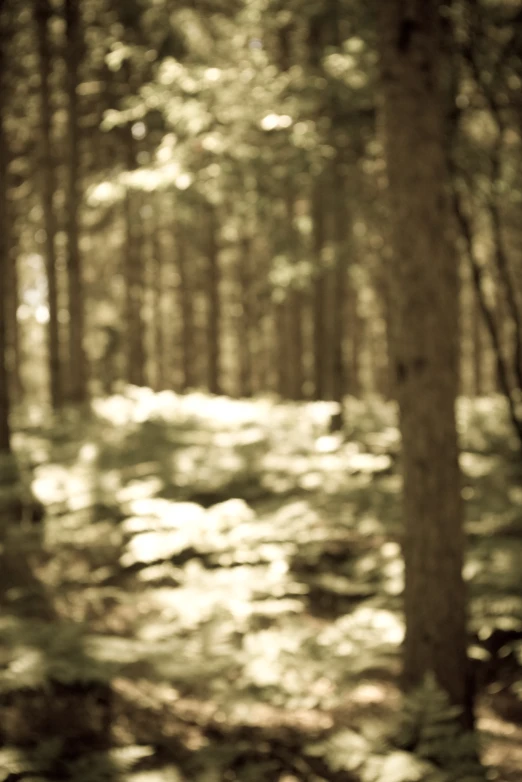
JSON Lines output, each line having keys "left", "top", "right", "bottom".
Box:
{"left": 0, "top": 0, "right": 11, "bottom": 453}
{"left": 64, "top": 0, "right": 88, "bottom": 404}
{"left": 330, "top": 162, "right": 348, "bottom": 427}
{"left": 288, "top": 288, "right": 305, "bottom": 400}
{"left": 34, "top": 0, "right": 61, "bottom": 410}
{"left": 378, "top": 0, "right": 471, "bottom": 724}
{"left": 175, "top": 219, "right": 195, "bottom": 392}
{"left": 205, "top": 203, "right": 221, "bottom": 395}
{"left": 312, "top": 178, "right": 327, "bottom": 400}
{"left": 5, "top": 199, "right": 23, "bottom": 404}
{"left": 275, "top": 298, "right": 290, "bottom": 398}
{"left": 123, "top": 128, "right": 145, "bottom": 387}
{"left": 346, "top": 284, "right": 361, "bottom": 398}
{"left": 237, "top": 234, "right": 253, "bottom": 397}
{"left": 151, "top": 216, "right": 166, "bottom": 392}
{"left": 472, "top": 288, "right": 484, "bottom": 396}
{"left": 285, "top": 185, "right": 304, "bottom": 401}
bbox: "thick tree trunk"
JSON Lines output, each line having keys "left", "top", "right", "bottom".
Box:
{"left": 0, "top": 0, "right": 11, "bottom": 453}
{"left": 64, "top": 0, "right": 88, "bottom": 403}
{"left": 378, "top": 1, "right": 471, "bottom": 723}
{"left": 34, "top": 0, "right": 61, "bottom": 410}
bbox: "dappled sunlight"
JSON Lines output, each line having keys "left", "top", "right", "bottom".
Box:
{"left": 460, "top": 451, "right": 500, "bottom": 478}
{"left": 317, "top": 607, "right": 404, "bottom": 652}
{"left": 3, "top": 391, "right": 522, "bottom": 780}
{"left": 32, "top": 462, "right": 93, "bottom": 511}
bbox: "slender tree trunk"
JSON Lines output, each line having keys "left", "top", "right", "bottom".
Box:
{"left": 6, "top": 205, "right": 23, "bottom": 403}
{"left": 205, "top": 203, "right": 221, "bottom": 395}
{"left": 151, "top": 219, "right": 166, "bottom": 392}
{"left": 472, "top": 288, "right": 484, "bottom": 396}
{"left": 123, "top": 128, "right": 145, "bottom": 387}
{"left": 34, "top": 0, "right": 61, "bottom": 410}
{"left": 288, "top": 288, "right": 304, "bottom": 400}
{"left": 275, "top": 298, "right": 289, "bottom": 398}
{"left": 349, "top": 290, "right": 361, "bottom": 398}
{"left": 0, "top": 0, "right": 11, "bottom": 452}
{"left": 330, "top": 162, "right": 348, "bottom": 427}
{"left": 285, "top": 185, "right": 304, "bottom": 401}
{"left": 378, "top": 0, "right": 471, "bottom": 724}
{"left": 64, "top": 0, "right": 88, "bottom": 403}
{"left": 175, "top": 219, "right": 195, "bottom": 391}
{"left": 312, "top": 179, "right": 327, "bottom": 400}
{"left": 237, "top": 234, "right": 253, "bottom": 397}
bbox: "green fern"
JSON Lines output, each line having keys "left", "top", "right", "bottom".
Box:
{"left": 394, "top": 673, "right": 486, "bottom": 782}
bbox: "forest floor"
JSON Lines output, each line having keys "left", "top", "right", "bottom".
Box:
{"left": 1, "top": 390, "right": 522, "bottom": 782}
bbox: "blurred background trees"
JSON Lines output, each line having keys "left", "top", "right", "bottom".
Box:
{"left": 1, "top": 0, "right": 521, "bottom": 429}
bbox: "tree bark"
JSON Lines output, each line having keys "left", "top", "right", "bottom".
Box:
{"left": 330, "top": 161, "right": 348, "bottom": 426}
{"left": 0, "top": 0, "right": 11, "bottom": 453}
{"left": 6, "top": 216, "right": 23, "bottom": 403}
{"left": 123, "top": 127, "right": 145, "bottom": 387}
{"left": 64, "top": 0, "right": 88, "bottom": 403}
{"left": 205, "top": 203, "right": 221, "bottom": 395}
{"left": 288, "top": 288, "right": 305, "bottom": 400}
{"left": 378, "top": 0, "right": 471, "bottom": 724}
{"left": 275, "top": 298, "right": 290, "bottom": 398}
{"left": 472, "top": 288, "right": 484, "bottom": 396}
{"left": 312, "top": 178, "right": 327, "bottom": 400}
{"left": 237, "top": 234, "right": 253, "bottom": 397}
{"left": 175, "top": 218, "right": 195, "bottom": 392}
{"left": 34, "top": 0, "right": 61, "bottom": 410}
{"left": 151, "top": 213, "right": 166, "bottom": 392}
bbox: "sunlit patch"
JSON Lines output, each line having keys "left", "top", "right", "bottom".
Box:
{"left": 175, "top": 173, "right": 192, "bottom": 190}
{"left": 260, "top": 113, "right": 292, "bottom": 131}
{"left": 381, "top": 542, "right": 400, "bottom": 558}
{"left": 207, "top": 498, "right": 256, "bottom": 528}
{"left": 298, "top": 472, "right": 323, "bottom": 490}
{"left": 87, "top": 180, "right": 125, "bottom": 205}
{"left": 79, "top": 442, "right": 99, "bottom": 463}
{"left": 351, "top": 682, "right": 388, "bottom": 705}
{"left": 117, "top": 477, "right": 163, "bottom": 504}
{"left": 35, "top": 305, "right": 49, "bottom": 324}
{"left": 204, "top": 67, "right": 221, "bottom": 81}
{"left": 32, "top": 464, "right": 89, "bottom": 507}
{"left": 315, "top": 434, "right": 343, "bottom": 453}
{"left": 460, "top": 451, "right": 498, "bottom": 478}
{"left": 347, "top": 452, "right": 392, "bottom": 473}
{"left": 131, "top": 121, "right": 146, "bottom": 140}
